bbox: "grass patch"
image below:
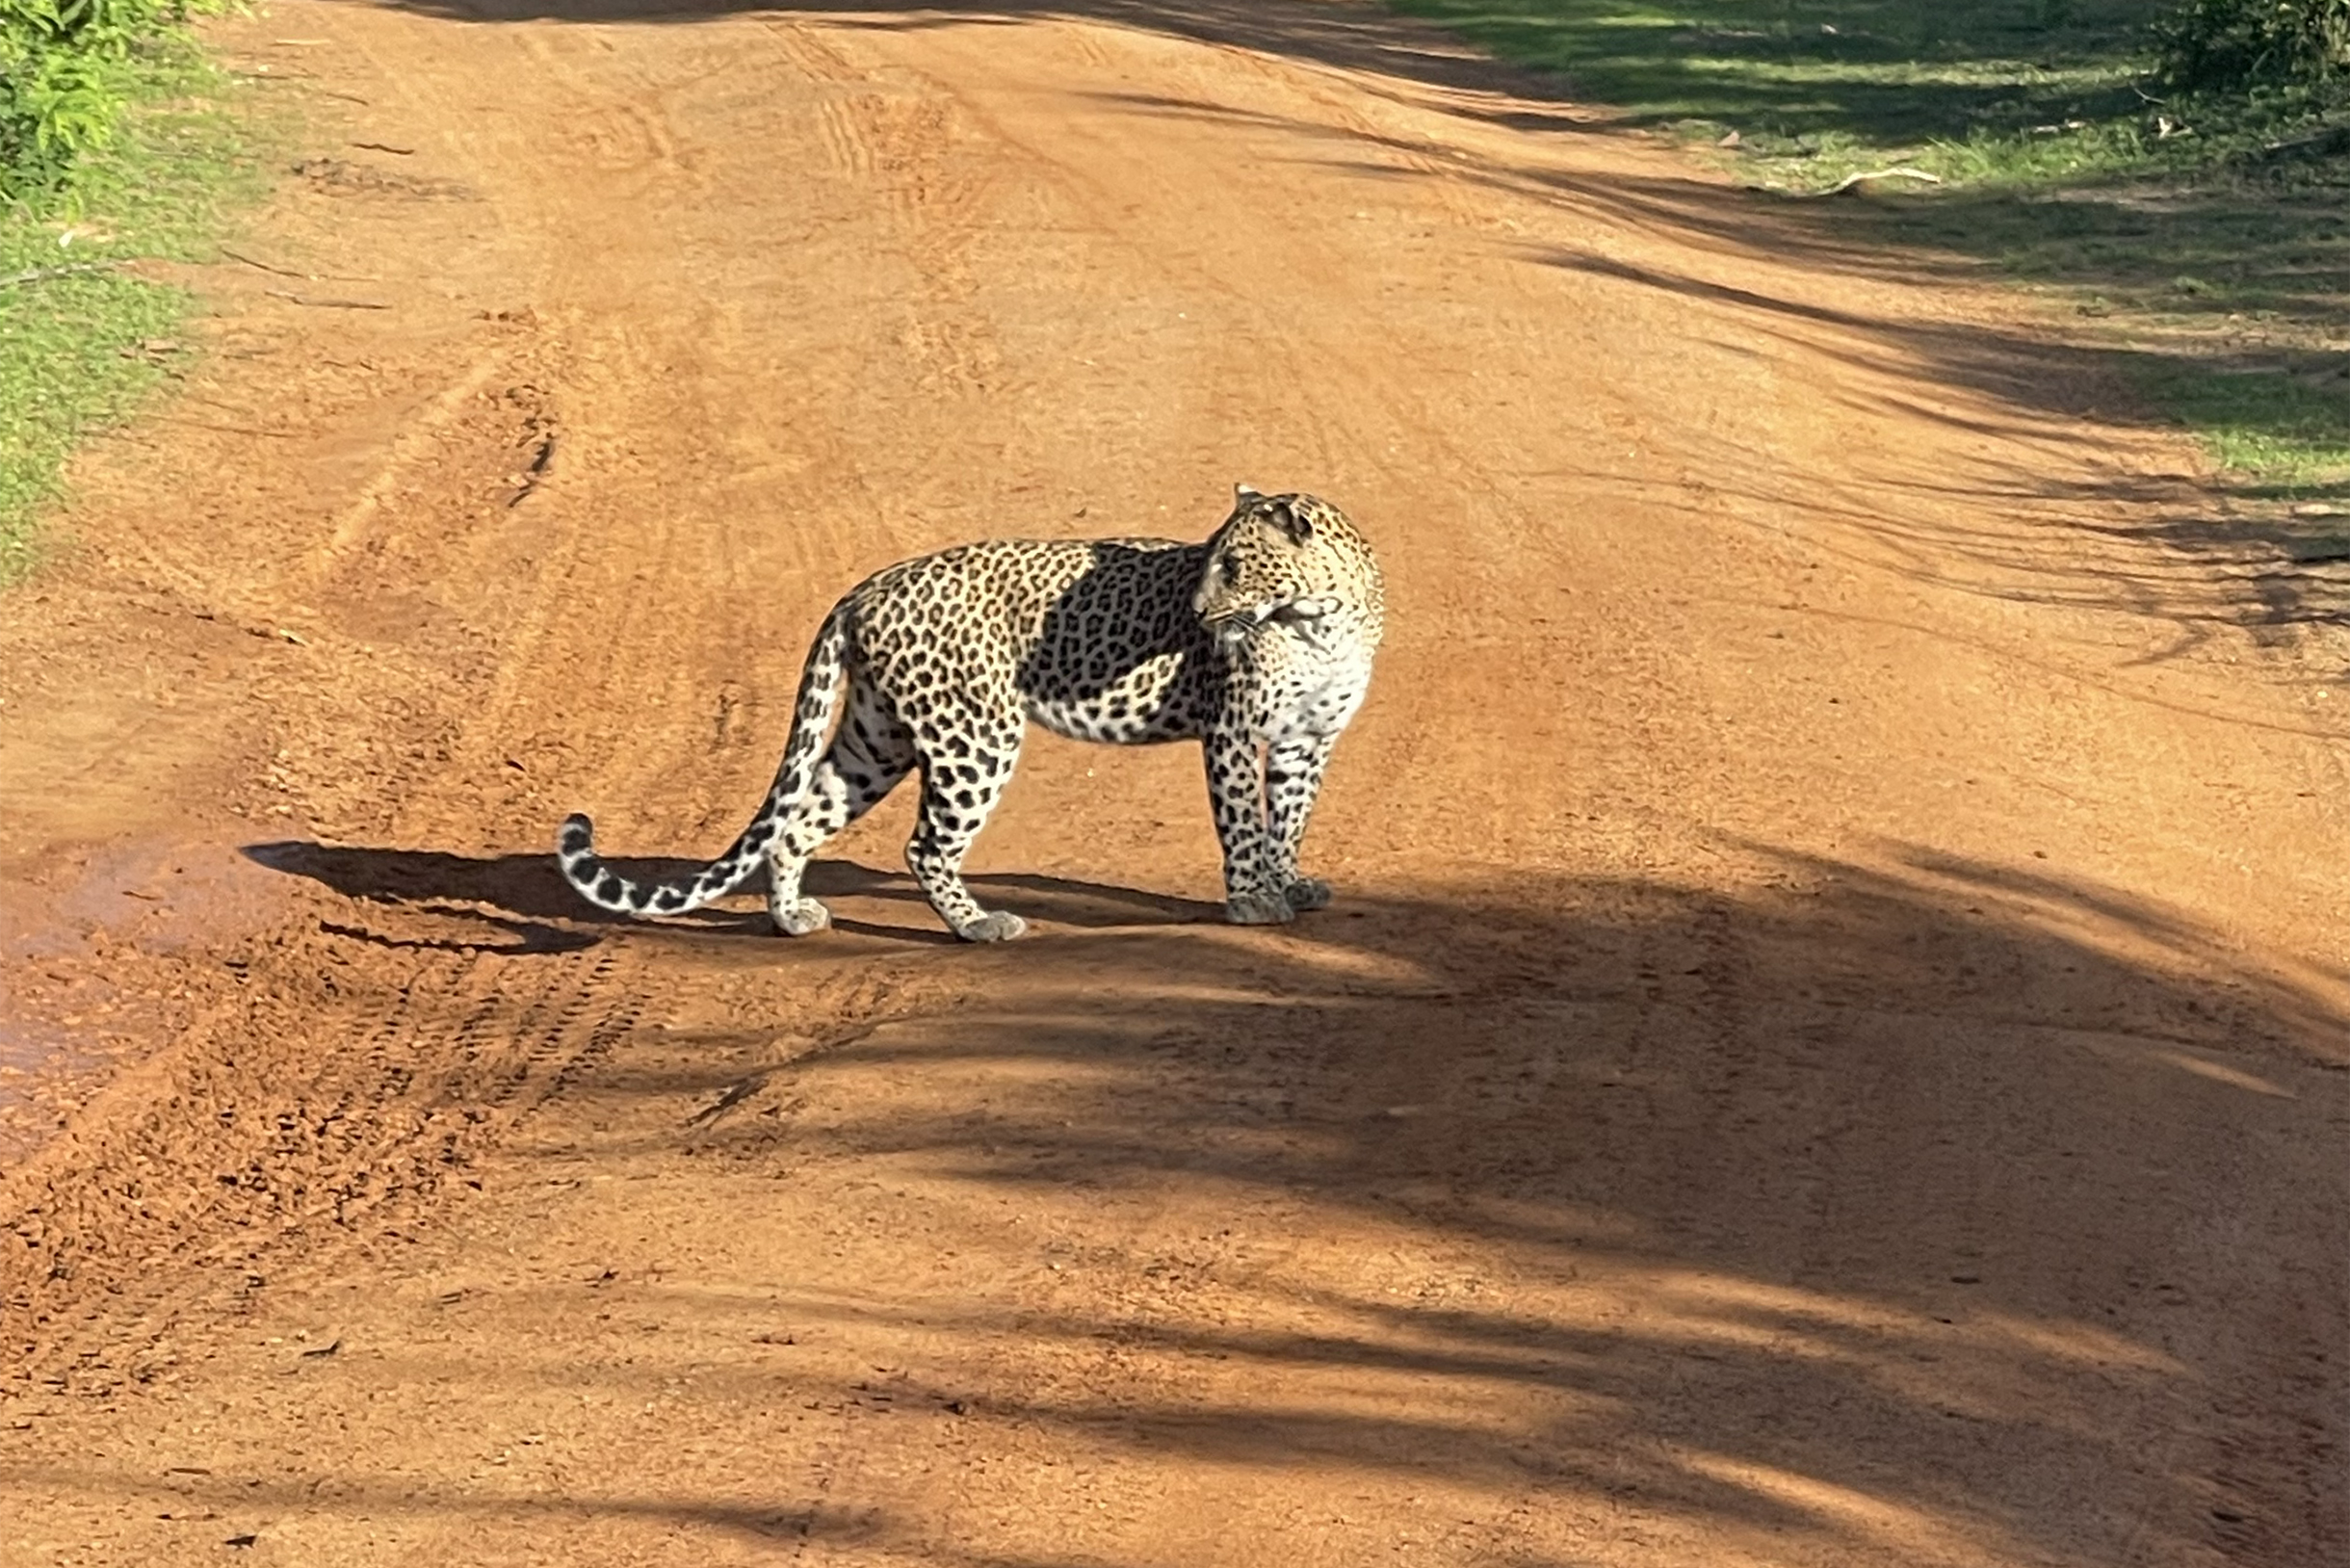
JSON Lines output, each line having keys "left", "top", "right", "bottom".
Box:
{"left": 1875, "top": 170, "right": 2350, "bottom": 500}
{"left": 0, "top": 49, "right": 272, "bottom": 586}
{"left": 1389, "top": 0, "right": 2350, "bottom": 502}
{"left": 1388, "top": 0, "right": 2173, "bottom": 187}
{"left": 2132, "top": 359, "right": 2350, "bottom": 490}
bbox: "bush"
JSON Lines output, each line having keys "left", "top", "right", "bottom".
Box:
{"left": 2152, "top": 0, "right": 2350, "bottom": 93}
{"left": 0, "top": 0, "right": 202, "bottom": 194}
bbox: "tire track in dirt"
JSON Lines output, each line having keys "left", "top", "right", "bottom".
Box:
{"left": 302, "top": 351, "right": 519, "bottom": 584}
{"left": 0, "top": 919, "right": 656, "bottom": 1392}
{"left": 784, "top": 25, "right": 1013, "bottom": 405}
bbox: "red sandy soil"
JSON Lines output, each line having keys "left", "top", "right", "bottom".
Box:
{"left": 2, "top": 4, "right": 2346, "bottom": 1563}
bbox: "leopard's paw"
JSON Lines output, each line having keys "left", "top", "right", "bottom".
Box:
{"left": 1283, "top": 877, "right": 1333, "bottom": 912}
{"left": 955, "top": 910, "right": 1030, "bottom": 943}
{"left": 770, "top": 897, "right": 833, "bottom": 937}
{"left": 1225, "top": 891, "right": 1296, "bottom": 927}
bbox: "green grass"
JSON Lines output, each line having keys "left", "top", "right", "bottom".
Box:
{"left": 1875, "top": 165, "right": 2350, "bottom": 498}
{"left": 1389, "top": 0, "right": 2350, "bottom": 504}
{"left": 0, "top": 51, "right": 271, "bottom": 586}
{"left": 2133, "top": 359, "right": 2350, "bottom": 489}
{"left": 1389, "top": 0, "right": 2171, "bottom": 186}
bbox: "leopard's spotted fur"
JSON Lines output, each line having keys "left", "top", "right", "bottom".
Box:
{"left": 556, "top": 486, "right": 1383, "bottom": 941}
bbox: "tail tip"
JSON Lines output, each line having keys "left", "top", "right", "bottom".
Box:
{"left": 557, "top": 812, "right": 594, "bottom": 858}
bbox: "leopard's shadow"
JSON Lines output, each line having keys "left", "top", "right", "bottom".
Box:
{"left": 243, "top": 841, "right": 1222, "bottom": 945}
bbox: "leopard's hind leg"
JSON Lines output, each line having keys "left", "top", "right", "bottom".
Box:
{"left": 767, "top": 675, "right": 914, "bottom": 935}
{"left": 904, "top": 707, "right": 1028, "bottom": 942}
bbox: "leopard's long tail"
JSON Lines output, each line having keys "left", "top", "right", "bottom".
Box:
{"left": 555, "top": 598, "right": 852, "bottom": 919}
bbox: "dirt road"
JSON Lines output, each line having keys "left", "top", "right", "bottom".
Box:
{"left": 3, "top": 3, "right": 2347, "bottom": 1563}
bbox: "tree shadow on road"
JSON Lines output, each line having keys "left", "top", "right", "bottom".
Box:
{"left": 110, "top": 833, "right": 2337, "bottom": 1562}
{"left": 638, "top": 846, "right": 2347, "bottom": 1562}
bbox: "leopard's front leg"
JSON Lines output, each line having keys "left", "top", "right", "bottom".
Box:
{"left": 1204, "top": 709, "right": 1289, "bottom": 926}
{"left": 1266, "top": 732, "right": 1339, "bottom": 911}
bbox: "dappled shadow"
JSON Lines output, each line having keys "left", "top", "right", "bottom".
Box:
{"left": 623, "top": 848, "right": 2346, "bottom": 1560}
{"left": 57, "top": 836, "right": 2350, "bottom": 1560}
{"left": 1869, "top": 175, "right": 2350, "bottom": 337}
{"left": 1509, "top": 241, "right": 2350, "bottom": 644}
{"left": 1381, "top": 0, "right": 2165, "bottom": 145}
{"left": 0, "top": 1446, "right": 1159, "bottom": 1568}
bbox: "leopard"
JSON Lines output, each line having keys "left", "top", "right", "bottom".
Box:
{"left": 555, "top": 485, "right": 1384, "bottom": 942}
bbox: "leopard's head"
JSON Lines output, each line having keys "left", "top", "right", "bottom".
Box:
{"left": 1193, "top": 485, "right": 1382, "bottom": 647}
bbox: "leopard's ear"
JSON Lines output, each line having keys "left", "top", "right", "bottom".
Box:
{"left": 1268, "top": 498, "right": 1315, "bottom": 543}
{"left": 1234, "top": 482, "right": 1262, "bottom": 502}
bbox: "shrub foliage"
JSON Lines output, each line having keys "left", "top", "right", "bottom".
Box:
{"left": 0, "top": 0, "right": 205, "bottom": 194}
{"left": 2152, "top": 0, "right": 2350, "bottom": 94}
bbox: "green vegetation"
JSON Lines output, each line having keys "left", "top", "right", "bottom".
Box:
{"left": 4, "top": 0, "right": 212, "bottom": 194}
{"left": 1387, "top": 0, "right": 2172, "bottom": 185}
{"left": 2134, "top": 357, "right": 2350, "bottom": 490}
{"left": 1, "top": 55, "right": 266, "bottom": 582}
{"left": 1386, "top": 0, "right": 2344, "bottom": 184}
{"left": 2151, "top": 0, "right": 2349, "bottom": 96}
{"left": 1388, "top": 0, "right": 2350, "bottom": 504}
{"left": 1884, "top": 171, "right": 2350, "bottom": 495}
